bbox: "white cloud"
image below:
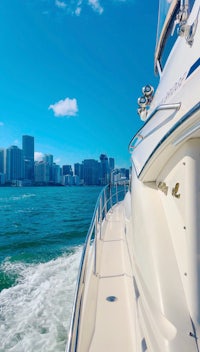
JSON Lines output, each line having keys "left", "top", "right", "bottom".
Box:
{"left": 48, "top": 97, "right": 78, "bottom": 117}
{"left": 51, "top": 0, "right": 130, "bottom": 16}
{"left": 55, "top": 0, "right": 67, "bottom": 9}
{"left": 34, "top": 152, "right": 44, "bottom": 161}
{"left": 54, "top": 158, "right": 61, "bottom": 164}
{"left": 75, "top": 6, "right": 82, "bottom": 16}
{"left": 13, "top": 139, "right": 20, "bottom": 146}
{"left": 88, "top": 0, "right": 103, "bottom": 14}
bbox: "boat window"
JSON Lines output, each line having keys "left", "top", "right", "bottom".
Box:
{"left": 159, "top": 8, "right": 179, "bottom": 70}
{"left": 189, "top": 0, "right": 195, "bottom": 11}
{"left": 156, "top": 0, "right": 176, "bottom": 45}
{"left": 155, "top": 0, "right": 179, "bottom": 72}
{"left": 155, "top": 0, "right": 195, "bottom": 72}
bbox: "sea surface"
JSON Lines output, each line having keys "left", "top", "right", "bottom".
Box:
{"left": 0, "top": 186, "right": 102, "bottom": 352}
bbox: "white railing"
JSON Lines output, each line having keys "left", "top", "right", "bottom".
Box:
{"left": 66, "top": 183, "right": 128, "bottom": 352}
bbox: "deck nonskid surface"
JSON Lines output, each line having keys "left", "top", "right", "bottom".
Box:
{"left": 89, "top": 202, "right": 136, "bottom": 352}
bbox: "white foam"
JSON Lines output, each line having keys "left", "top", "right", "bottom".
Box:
{"left": 3, "top": 194, "right": 36, "bottom": 202}
{"left": 0, "top": 247, "right": 82, "bottom": 352}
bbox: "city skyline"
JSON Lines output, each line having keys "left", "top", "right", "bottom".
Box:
{"left": 0, "top": 1, "right": 158, "bottom": 170}
{"left": 0, "top": 134, "right": 129, "bottom": 186}
{"left": 0, "top": 134, "right": 123, "bottom": 172}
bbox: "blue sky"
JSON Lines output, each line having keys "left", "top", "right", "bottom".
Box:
{"left": 0, "top": 0, "right": 158, "bottom": 168}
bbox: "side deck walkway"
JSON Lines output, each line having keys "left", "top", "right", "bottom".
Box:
{"left": 89, "top": 202, "right": 136, "bottom": 352}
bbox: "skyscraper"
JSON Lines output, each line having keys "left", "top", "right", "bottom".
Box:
{"left": 74, "top": 163, "right": 84, "bottom": 181}
{"left": 62, "top": 164, "right": 73, "bottom": 176}
{"left": 83, "top": 159, "right": 100, "bottom": 185}
{"left": 109, "top": 157, "right": 115, "bottom": 171}
{"left": 6, "top": 146, "right": 24, "bottom": 182}
{"left": 43, "top": 154, "right": 53, "bottom": 165}
{"left": 0, "top": 149, "right": 5, "bottom": 173}
{"left": 52, "top": 163, "right": 61, "bottom": 184}
{"left": 0, "top": 149, "right": 6, "bottom": 184}
{"left": 22, "top": 135, "right": 34, "bottom": 181}
{"left": 34, "top": 161, "right": 50, "bottom": 184}
{"left": 100, "top": 154, "right": 109, "bottom": 185}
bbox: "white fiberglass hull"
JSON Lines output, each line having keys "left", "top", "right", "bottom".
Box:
{"left": 129, "top": 139, "right": 200, "bottom": 351}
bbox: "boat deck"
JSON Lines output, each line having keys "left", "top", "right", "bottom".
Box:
{"left": 88, "top": 202, "right": 136, "bottom": 352}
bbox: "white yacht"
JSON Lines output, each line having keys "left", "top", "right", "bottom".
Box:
{"left": 67, "top": 1, "right": 200, "bottom": 351}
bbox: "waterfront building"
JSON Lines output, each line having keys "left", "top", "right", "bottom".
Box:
{"left": 42, "top": 155, "right": 55, "bottom": 182}
{"left": 43, "top": 154, "right": 53, "bottom": 165}
{"left": 111, "top": 168, "right": 130, "bottom": 184}
{"left": 74, "top": 163, "right": 84, "bottom": 182}
{"left": 6, "top": 146, "right": 24, "bottom": 183}
{"left": 0, "top": 173, "right": 6, "bottom": 185}
{"left": 119, "top": 168, "right": 127, "bottom": 178}
{"left": 109, "top": 157, "right": 115, "bottom": 171}
{"left": 22, "top": 135, "right": 34, "bottom": 181}
{"left": 0, "top": 148, "right": 6, "bottom": 184}
{"left": 62, "top": 164, "right": 73, "bottom": 176}
{"left": 63, "top": 174, "right": 73, "bottom": 186}
{"left": 73, "top": 175, "right": 80, "bottom": 186}
{"left": 51, "top": 163, "right": 61, "bottom": 184}
{"left": 0, "top": 149, "right": 5, "bottom": 173}
{"left": 34, "top": 161, "right": 50, "bottom": 184}
{"left": 100, "top": 154, "right": 109, "bottom": 185}
{"left": 83, "top": 159, "right": 100, "bottom": 185}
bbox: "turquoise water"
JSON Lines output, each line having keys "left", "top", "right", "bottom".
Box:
{"left": 0, "top": 186, "right": 101, "bottom": 352}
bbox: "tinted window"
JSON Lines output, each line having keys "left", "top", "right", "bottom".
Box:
{"left": 159, "top": 9, "right": 179, "bottom": 69}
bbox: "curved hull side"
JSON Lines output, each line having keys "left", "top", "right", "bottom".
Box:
{"left": 129, "top": 138, "right": 200, "bottom": 351}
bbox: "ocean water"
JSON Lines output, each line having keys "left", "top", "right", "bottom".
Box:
{"left": 0, "top": 186, "right": 101, "bottom": 352}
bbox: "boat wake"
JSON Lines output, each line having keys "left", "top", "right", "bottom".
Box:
{"left": 0, "top": 247, "right": 82, "bottom": 352}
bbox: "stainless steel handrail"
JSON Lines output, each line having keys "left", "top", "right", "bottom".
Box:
{"left": 129, "top": 102, "right": 181, "bottom": 152}
{"left": 66, "top": 183, "right": 128, "bottom": 352}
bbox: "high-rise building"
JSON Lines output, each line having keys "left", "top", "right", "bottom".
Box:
{"left": 109, "top": 157, "right": 115, "bottom": 171}
{"left": 0, "top": 149, "right": 5, "bottom": 173}
{"left": 0, "top": 149, "right": 6, "bottom": 185}
{"left": 43, "top": 154, "right": 53, "bottom": 165}
{"left": 62, "top": 164, "right": 73, "bottom": 176}
{"left": 6, "top": 146, "right": 24, "bottom": 182}
{"left": 100, "top": 154, "right": 109, "bottom": 185}
{"left": 34, "top": 161, "right": 50, "bottom": 184}
{"left": 73, "top": 175, "right": 80, "bottom": 186}
{"left": 22, "top": 135, "right": 34, "bottom": 181}
{"left": 42, "top": 155, "right": 54, "bottom": 182}
{"left": 74, "top": 163, "right": 84, "bottom": 181}
{"left": 83, "top": 159, "right": 100, "bottom": 185}
{"left": 63, "top": 174, "right": 73, "bottom": 186}
{"left": 51, "top": 163, "right": 61, "bottom": 184}
{"left": 125, "top": 168, "right": 130, "bottom": 180}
